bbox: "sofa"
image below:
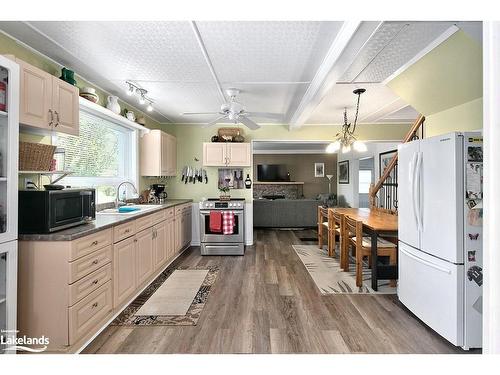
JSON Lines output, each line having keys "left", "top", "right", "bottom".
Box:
{"left": 253, "top": 199, "right": 323, "bottom": 228}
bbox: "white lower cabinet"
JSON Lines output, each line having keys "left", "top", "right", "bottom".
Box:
{"left": 153, "top": 221, "right": 168, "bottom": 269}
{"left": 18, "top": 202, "right": 192, "bottom": 353}
{"left": 113, "top": 237, "right": 137, "bottom": 308}
{"left": 135, "top": 228, "right": 155, "bottom": 287}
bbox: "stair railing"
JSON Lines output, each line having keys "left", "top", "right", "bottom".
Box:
{"left": 369, "top": 114, "right": 426, "bottom": 212}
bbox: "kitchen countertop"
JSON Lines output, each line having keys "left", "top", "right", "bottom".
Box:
{"left": 18, "top": 199, "right": 193, "bottom": 242}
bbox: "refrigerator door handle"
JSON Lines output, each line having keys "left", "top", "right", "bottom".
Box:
{"left": 400, "top": 248, "right": 452, "bottom": 274}
{"left": 414, "top": 152, "right": 423, "bottom": 231}
{"left": 410, "top": 153, "right": 419, "bottom": 230}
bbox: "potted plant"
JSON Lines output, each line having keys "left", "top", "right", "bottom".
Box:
{"left": 219, "top": 186, "right": 231, "bottom": 201}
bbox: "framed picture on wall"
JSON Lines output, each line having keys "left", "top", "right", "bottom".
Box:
{"left": 314, "top": 162, "right": 325, "bottom": 177}
{"left": 379, "top": 150, "right": 397, "bottom": 181}
{"left": 338, "top": 160, "right": 349, "bottom": 184}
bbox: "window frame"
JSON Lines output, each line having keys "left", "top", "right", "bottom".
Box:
{"left": 52, "top": 103, "right": 140, "bottom": 204}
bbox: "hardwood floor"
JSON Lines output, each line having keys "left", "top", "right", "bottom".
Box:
{"left": 83, "top": 228, "right": 473, "bottom": 354}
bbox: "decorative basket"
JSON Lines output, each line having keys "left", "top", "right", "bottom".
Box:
{"left": 19, "top": 142, "right": 56, "bottom": 171}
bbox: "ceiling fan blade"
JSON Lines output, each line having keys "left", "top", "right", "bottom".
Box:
{"left": 203, "top": 115, "right": 228, "bottom": 128}
{"left": 244, "top": 112, "right": 282, "bottom": 120}
{"left": 182, "top": 112, "right": 220, "bottom": 116}
{"left": 238, "top": 116, "right": 260, "bottom": 130}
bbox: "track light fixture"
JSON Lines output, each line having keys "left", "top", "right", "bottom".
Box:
{"left": 125, "top": 81, "right": 154, "bottom": 112}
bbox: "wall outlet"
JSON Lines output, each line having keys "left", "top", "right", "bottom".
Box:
{"left": 24, "top": 178, "right": 35, "bottom": 189}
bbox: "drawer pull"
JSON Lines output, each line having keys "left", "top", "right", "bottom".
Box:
{"left": 91, "top": 302, "right": 99, "bottom": 309}
{"left": 92, "top": 259, "right": 99, "bottom": 265}
{"left": 124, "top": 229, "right": 130, "bottom": 233}
{"left": 134, "top": 238, "right": 138, "bottom": 243}
{"left": 91, "top": 240, "right": 99, "bottom": 246}
{"left": 92, "top": 279, "right": 99, "bottom": 285}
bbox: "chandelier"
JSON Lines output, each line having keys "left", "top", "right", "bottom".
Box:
{"left": 326, "top": 88, "right": 367, "bottom": 154}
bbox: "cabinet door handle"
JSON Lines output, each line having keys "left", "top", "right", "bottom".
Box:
{"left": 92, "top": 259, "right": 99, "bottom": 265}
{"left": 91, "top": 302, "right": 99, "bottom": 309}
{"left": 48, "top": 109, "right": 54, "bottom": 126}
{"left": 124, "top": 229, "right": 130, "bottom": 233}
{"left": 134, "top": 238, "right": 138, "bottom": 243}
{"left": 54, "top": 110, "right": 60, "bottom": 127}
{"left": 92, "top": 279, "right": 99, "bottom": 285}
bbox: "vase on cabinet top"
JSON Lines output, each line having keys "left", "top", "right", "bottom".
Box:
{"left": 106, "top": 96, "right": 121, "bottom": 114}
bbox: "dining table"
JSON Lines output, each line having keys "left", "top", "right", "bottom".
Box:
{"left": 329, "top": 207, "right": 399, "bottom": 291}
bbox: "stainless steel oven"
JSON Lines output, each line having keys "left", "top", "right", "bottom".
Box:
{"left": 199, "top": 199, "right": 245, "bottom": 255}
{"left": 18, "top": 188, "right": 96, "bottom": 234}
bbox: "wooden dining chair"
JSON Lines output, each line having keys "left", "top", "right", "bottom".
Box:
{"left": 317, "top": 206, "right": 329, "bottom": 250}
{"left": 344, "top": 216, "right": 397, "bottom": 288}
{"left": 327, "top": 210, "right": 343, "bottom": 257}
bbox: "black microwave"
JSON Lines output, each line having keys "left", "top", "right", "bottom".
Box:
{"left": 19, "top": 188, "right": 96, "bottom": 234}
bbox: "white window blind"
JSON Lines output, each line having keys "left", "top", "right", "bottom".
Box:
{"left": 53, "top": 109, "right": 138, "bottom": 204}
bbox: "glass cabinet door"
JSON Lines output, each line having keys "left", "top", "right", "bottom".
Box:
{"left": 0, "top": 57, "right": 19, "bottom": 243}
{"left": 0, "top": 251, "right": 7, "bottom": 351}
{"left": 0, "top": 65, "right": 8, "bottom": 236}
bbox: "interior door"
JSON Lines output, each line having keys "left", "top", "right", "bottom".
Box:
{"left": 52, "top": 77, "right": 79, "bottom": 136}
{"left": 398, "top": 241, "right": 463, "bottom": 346}
{"left": 135, "top": 228, "right": 155, "bottom": 287}
{"left": 420, "top": 133, "right": 463, "bottom": 263}
{"left": 113, "top": 237, "right": 136, "bottom": 308}
{"left": 397, "top": 140, "right": 420, "bottom": 249}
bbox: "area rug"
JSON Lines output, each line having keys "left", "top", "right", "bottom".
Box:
{"left": 112, "top": 265, "right": 219, "bottom": 326}
{"left": 292, "top": 245, "right": 396, "bottom": 294}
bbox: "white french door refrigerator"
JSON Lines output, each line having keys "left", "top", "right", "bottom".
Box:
{"left": 398, "top": 132, "right": 483, "bottom": 350}
{"left": 0, "top": 55, "right": 19, "bottom": 354}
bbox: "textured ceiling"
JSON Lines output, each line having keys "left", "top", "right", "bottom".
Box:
{"left": 0, "top": 20, "right": 481, "bottom": 126}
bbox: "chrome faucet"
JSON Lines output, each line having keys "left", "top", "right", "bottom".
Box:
{"left": 115, "top": 181, "right": 138, "bottom": 209}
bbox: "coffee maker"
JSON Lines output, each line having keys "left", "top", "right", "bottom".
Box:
{"left": 150, "top": 184, "right": 167, "bottom": 203}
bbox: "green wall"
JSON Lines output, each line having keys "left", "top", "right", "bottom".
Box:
{"left": 165, "top": 123, "right": 411, "bottom": 202}
{"left": 387, "top": 30, "right": 483, "bottom": 137}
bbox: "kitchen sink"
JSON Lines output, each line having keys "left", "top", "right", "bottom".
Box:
{"left": 97, "top": 204, "right": 164, "bottom": 215}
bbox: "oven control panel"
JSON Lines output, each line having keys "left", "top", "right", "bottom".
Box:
{"left": 200, "top": 200, "right": 244, "bottom": 209}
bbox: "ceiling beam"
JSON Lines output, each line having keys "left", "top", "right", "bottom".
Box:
{"left": 189, "top": 21, "right": 226, "bottom": 104}
{"left": 288, "top": 21, "right": 383, "bottom": 130}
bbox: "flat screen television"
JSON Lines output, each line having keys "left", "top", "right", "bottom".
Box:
{"left": 257, "top": 164, "right": 289, "bottom": 182}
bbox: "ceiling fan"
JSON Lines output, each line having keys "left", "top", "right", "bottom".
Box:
{"left": 181, "top": 88, "right": 281, "bottom": 130}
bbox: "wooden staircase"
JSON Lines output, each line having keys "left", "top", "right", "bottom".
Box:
{"left": 369, "top": 114, "right": 426, "bottom": 211}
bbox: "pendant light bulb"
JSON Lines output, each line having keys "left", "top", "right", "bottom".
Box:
{"left": 147, "top": 103, "right": 153, "bottom": 112}
{"left": 126, "top": 84, "right": 134, "bottom": 96}
{"left": 342, "top": 144, "right": 351, "bottom": 154}
{"left": 139, "top": 95, "right": 146, "bottom": 105}
{"left": 353, "top": 140, "right": 367, "bottom": 152}
{"left": 326, "top": 141, "right": 341, "bottom": 154}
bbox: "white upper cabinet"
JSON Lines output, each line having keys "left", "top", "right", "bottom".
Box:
{"left": 51, "top": 77, "right": 79, "bottom": 136}
{"left": 203, "top": 142, "right": 251, "bottom": 167}
{"left": 140, "top": 129, "right": 177, "bottom": 176}
{"left": 16, "top": 58, "right": 79, "bottom": 135}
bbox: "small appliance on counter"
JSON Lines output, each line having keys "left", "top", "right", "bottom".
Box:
{"left": 18, "top": 188, "right": 96, "bottom": 234}
{"left": 199, "top": 198, "right": 245, "bottom": 256}
{"left": 150, "top": 183, "right": 167, "bottom": 203}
